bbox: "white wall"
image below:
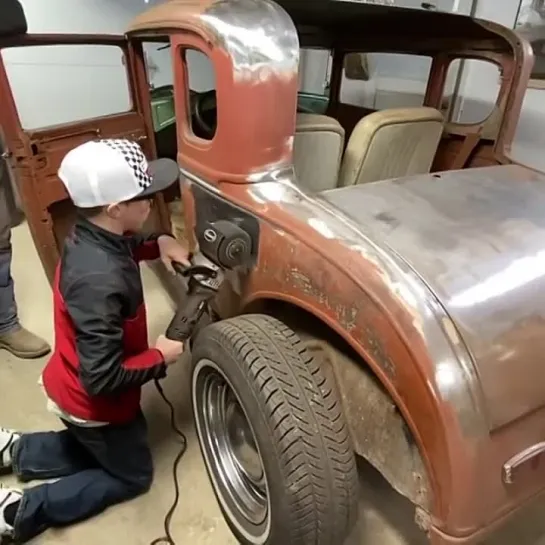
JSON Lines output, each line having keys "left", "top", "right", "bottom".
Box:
{"left": 2, "top": 0, "right": 213, "bottom": 130}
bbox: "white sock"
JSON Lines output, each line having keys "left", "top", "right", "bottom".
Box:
{"left": 0, "top": 428, "right": 20, "bottom": 469}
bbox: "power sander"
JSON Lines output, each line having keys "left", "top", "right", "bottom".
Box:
{"left": 164, "top": 218, "right": 254, "bottom": 344}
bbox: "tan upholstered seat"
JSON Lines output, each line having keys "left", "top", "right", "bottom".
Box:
{"left": 338, "top": 107, "right": 444, "bottom": 187}
{"left": 293, "top": 114, "right": 345, "bottom": 192}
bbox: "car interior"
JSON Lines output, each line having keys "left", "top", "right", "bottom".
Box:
{"left": 161, "top": 84, "right": 445, "bottom": 195}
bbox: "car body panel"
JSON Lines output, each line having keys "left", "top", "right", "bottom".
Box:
{"left": 183, "top": 164, "right": 545, "bottom": 542}
{"left": 322, "top": 164, "right": 545, "bottom": 431}
{"left": 152, "top": 1, "right": 542, "bottom": 541}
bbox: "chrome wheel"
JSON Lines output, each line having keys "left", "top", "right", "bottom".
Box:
{"left": 193, "top": 359, "right": 270, "bottom": 540}
{"left": 191, "top": 316, "right": 360, "bottom": 545}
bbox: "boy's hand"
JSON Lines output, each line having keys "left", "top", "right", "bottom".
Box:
{"left": 155, "top": 335, "right": 185, "bottom": 365}
{"left": 157, "top": 235, "right": 190, "bottom": 274}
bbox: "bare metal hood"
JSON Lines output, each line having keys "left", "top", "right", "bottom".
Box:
{"left": 322, "top": 165, "right": 545, "bottom": 431}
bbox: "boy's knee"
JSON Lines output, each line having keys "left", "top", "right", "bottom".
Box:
{"left": 138, "top": 472, "right": 153, "bottom": 494}
{"left": 126, "top": 467, "right": 153, "bottom": 496}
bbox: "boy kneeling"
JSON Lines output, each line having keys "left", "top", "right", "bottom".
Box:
{"left": 0, "top": 139, "right": 188, "bottom": 543}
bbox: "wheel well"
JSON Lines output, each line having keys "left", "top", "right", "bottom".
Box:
{"left": 246, "top": 299, "right": 369, "bottom": 357}
{"left": 243, "top": 298, "right": 432, "bottom": 514}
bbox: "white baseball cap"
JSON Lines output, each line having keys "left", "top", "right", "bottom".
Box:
{"left": 58, "top": 138, "right": 180, "bottom": 208}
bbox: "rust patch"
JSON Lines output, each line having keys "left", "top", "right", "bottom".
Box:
{"left": 285, "top": 268, "right": 396, "bottom": 379}
{"left": 259, "top": 254, "right": 398, "bottom": 382}
{"left": 287, "top": 268, "right": 358, "bottom": 330}
{"left": 365, "top": 326, "right": 396, "bottom": 379}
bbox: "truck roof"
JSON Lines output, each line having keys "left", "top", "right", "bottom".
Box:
{"left": 128, "top": 0, "right": 517, "bottom": 54}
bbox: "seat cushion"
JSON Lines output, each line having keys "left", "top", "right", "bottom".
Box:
{"left": 293, "top": 113, "right": 345, "bottom": 192}
{"left": 338, "top": 107, "right": 444, "bottom": 187}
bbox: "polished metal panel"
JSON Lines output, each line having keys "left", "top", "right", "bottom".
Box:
{"left": 203, "top": 0, "right": 299, "bottom": 80}
{"left": 323, "top": 164, "right": 545, "bottom": 430}
{"left": 201, "top": 0, "right": 300, "bottom": 173}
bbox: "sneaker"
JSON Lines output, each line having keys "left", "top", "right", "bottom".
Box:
{"left": 0, "top": 326, "right": 50, "bottom": 359}
{"left": 0, "top": 429, "right": 20, "bottom": 474}
{"left": 0, "top": 486, "right": 22, "bottom": 539}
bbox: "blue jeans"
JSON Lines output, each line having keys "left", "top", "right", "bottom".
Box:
{"left": 0, "top": 168, "right": 18, "bottom": 335}
{"left": 10, "top": 413, "right": 153, "bottom": 543}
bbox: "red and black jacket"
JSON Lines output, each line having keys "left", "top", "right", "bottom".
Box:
{"left": 42, "top": 217, "right": 169, "bottom": 424}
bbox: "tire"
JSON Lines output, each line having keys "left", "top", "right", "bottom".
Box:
{"left": 191, "top": 314, "right": 358, "bottom": 545}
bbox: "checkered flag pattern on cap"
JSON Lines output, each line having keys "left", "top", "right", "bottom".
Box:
{"left": 100, "top": 139, "right": 152, "bottom": 190}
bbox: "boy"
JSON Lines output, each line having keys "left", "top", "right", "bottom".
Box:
{"left": 0, "top": 138, "right": 188, "bottom": 543}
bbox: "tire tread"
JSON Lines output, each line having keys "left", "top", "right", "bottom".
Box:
{"left": 200, "top": 314, "right": 358, "bottom": 544}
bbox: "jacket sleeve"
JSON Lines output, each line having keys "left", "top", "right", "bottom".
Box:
{"left": 130, "top": 232, "right": 174, "bottom": 262}
{"left": 64, "top": 273, "right": 166, "bottom": 397}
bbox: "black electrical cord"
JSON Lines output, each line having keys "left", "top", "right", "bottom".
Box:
{"left": 149, "top": 379, "right": 188, "bottom": 545}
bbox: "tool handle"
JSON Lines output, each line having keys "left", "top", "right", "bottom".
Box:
{"left": 165, "top": 292, "right": 212, "bottom": 342}
{"left": 171, "top": 261, "right": 218, "bottom": 280}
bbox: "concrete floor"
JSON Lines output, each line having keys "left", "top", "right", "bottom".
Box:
{"left": 3, "top": 222, "right": 545, "bottom": 545}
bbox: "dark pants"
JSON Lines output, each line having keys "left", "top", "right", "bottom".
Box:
{"left": 10, "top": 413, "right": 153, "bottom": 543}
{"left": 0, "top": 159, "right": 18, "bottom": 335}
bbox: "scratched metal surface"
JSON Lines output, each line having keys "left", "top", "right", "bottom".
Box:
{"left": 322, "top": 164, "right": 545, "bottom": 430}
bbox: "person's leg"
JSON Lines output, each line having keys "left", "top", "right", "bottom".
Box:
{"left": 0, "top": 427, "right": 97, "bottom": 481}
{"left": 0, "top": 165, "right": 50, "bottom": 359}
{"left": 0, "top": 414, "right": 153, "bottom": 543}
{"left": 0, "top": 191, "right": 18, "bottom": 337}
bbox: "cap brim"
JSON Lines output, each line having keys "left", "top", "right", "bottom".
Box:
{"left": 138, "top": 158, "right": 180, "bottom": 198}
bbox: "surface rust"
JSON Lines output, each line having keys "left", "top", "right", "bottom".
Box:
{"left": 286, "top": 268, "right": 359, "bottom": 331}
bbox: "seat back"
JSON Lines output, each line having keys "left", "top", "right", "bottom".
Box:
{"left": 338, "top": 107, "right": 443, "bottom": 187}
{"left": 293, "top": 113, "right": 345, "bottom": 192}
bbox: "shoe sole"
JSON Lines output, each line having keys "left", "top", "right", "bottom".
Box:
{"left": 0, "top": 343, "right": 51, "bottom": 359}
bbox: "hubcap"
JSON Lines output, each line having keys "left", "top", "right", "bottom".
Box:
{"left": 197, "top": 363, "right": 268, "bottom": 526}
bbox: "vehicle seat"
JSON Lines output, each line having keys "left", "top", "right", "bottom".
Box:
{"left": 337, "top": 107, "right": 444, "bottom": 187}
{"left": 293, "top": 113, "right": 345, "bottom": 192}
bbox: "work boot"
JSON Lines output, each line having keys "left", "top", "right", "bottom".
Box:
{"left": 0, "top": 326, "right": 50, "bottom": 359}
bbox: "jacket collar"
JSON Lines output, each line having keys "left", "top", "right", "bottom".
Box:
{"left": 74, "top": 216, "right": 132, "bottom": 255}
